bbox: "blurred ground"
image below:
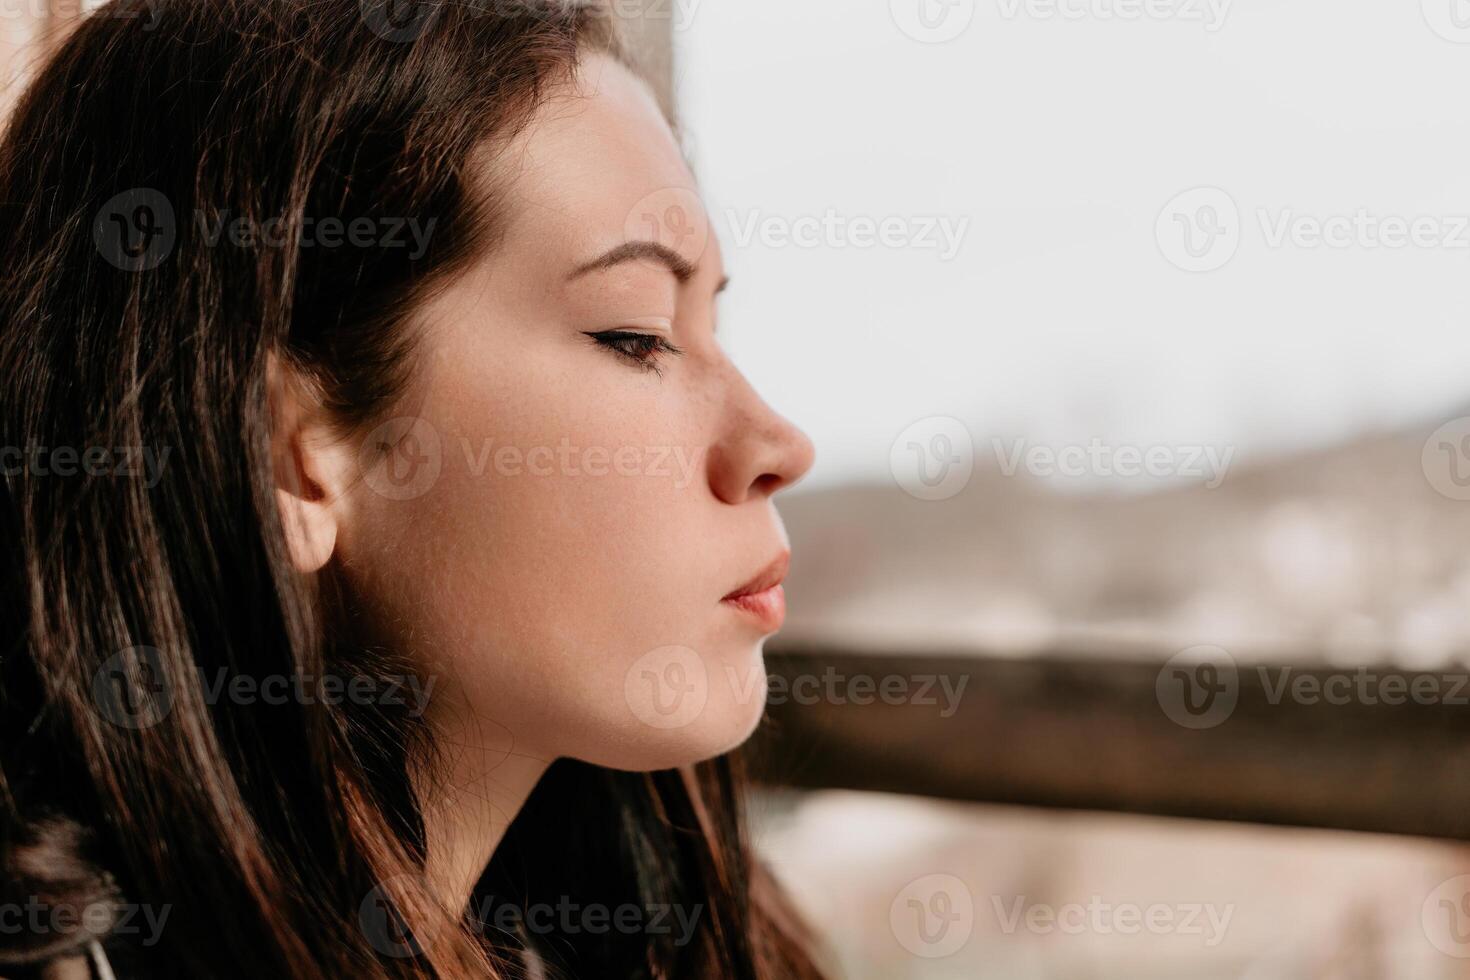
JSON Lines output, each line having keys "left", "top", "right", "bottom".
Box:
{"left": 751, "top": 789, "right": 1470, "bottom": 980}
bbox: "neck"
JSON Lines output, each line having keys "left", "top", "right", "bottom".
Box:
{"left": 414, "top": 719, "right": 555, "bottom": 914}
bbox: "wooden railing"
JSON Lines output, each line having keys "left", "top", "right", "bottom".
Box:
{"left": 747, "top": 646, "right": 1470, "bottom": 841}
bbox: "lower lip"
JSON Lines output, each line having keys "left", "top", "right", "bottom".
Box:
{"left": 722, "top": 584, "right": 786, "bottom": 632}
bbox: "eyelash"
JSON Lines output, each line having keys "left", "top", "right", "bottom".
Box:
{"left": 584, "top": 330, "right": 685, "bottom": 376}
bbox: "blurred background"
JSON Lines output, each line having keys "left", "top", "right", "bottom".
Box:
{"left": 666, "top": 2, "right": 1470, "bottom": 978}
{"left": 11, "top": 1, "right": 1470, "bottom": 976}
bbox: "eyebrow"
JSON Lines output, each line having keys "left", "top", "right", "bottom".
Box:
{"left": 569, "top": 240, "right": 698, "bottom": 284}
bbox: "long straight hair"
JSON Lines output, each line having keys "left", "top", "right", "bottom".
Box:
{"left": 0, "top": 1, "right": 827, "bottom": 976}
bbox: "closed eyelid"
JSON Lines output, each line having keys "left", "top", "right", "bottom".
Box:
{"left": 619, "top": 316, "right": 674, "bottom": 332}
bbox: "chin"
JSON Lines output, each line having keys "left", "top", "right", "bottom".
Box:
{"left": 592, "top": 649, "right": 770, "bottom": 773}
{"left": 702, "top": 680, "right": 772, "bottom": 759}
{"left": 691, "top": 641, "right": 771, "bottom": 760}
{"left": 602, "top": 717, "right": 768, "bottom": 773}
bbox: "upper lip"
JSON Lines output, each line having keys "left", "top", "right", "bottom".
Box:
{"left": 723, "top": 551, "right": 790, "bottom": 600}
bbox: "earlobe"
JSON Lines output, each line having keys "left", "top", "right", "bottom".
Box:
{"left": 268, "top": 355, "right": 345, "bottom": 574}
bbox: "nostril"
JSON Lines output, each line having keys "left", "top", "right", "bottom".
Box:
{"left": 752, "top": 471, "right": 786, "bottom": 497}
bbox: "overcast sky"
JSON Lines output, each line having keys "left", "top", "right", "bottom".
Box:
{"left": 673, "top": 0, "right": 1470, "bottom": 491}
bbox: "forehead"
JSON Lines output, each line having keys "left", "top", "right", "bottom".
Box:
{"left": 492, "top": 53, "right": 705, "bottom": 267}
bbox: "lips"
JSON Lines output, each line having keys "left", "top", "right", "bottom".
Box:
{"left": 722, "top": 552, "right": 790, "bottom": 632}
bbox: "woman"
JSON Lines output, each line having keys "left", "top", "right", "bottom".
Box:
{"left": 0, "top": 0, "right": 824, "bottom": 976}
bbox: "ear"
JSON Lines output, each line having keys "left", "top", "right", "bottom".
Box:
{"left": 268, "top": 354, "right": 349, "bottom": 574}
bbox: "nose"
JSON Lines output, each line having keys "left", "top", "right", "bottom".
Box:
{"left": 706, "top": 374, "right": 816, "bottom": 506}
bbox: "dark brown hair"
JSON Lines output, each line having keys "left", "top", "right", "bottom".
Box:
{"left": 0, "top": 1, "right": 827, "bottom": 976}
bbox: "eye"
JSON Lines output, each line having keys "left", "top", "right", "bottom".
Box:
{"left": 584, "top": 330, "right": 685, "bottom": 376}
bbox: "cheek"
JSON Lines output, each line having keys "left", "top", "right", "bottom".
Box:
{"left": 434, "top": 346, "right": 710, "bottom": 649}
{"left": 339, "top": 339, "right": 767, "bottom": 768}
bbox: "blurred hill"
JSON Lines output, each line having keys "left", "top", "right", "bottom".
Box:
{"left": 779, "top": 416, "right": 1470, "bottom": 666}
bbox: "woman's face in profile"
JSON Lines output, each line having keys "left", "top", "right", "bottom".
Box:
{"left": 331, "top": 52, "right": 814, "bottom": 772}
